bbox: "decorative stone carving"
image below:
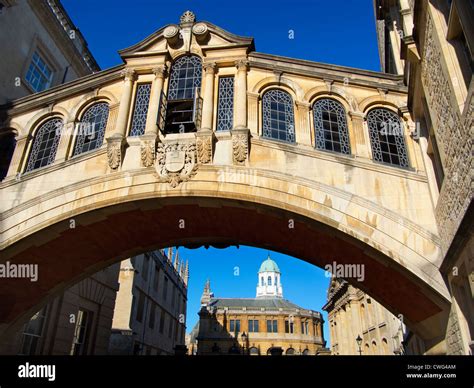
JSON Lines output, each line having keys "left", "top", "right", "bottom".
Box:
{"left": 232, "top": 129, "right": 249, "bottom": 165}
{"left": 120, "top": 68, "right": 137, "bottom": 82}
{"left": 164, "top": 25, "right": 181, "bottom": 46}
{"left": 155, "top": 141, "right": 198, "bottom": 187}
{"left": 203, "top": 61, "right": 216, "bottom": 74}
{"left": 192, "top": 22, "right": 209, "bottom": 42}
{"left": 140, "top": 140, "right": 155, "bottom": 168}
{"left": 106, "top": 136, "right": 123, "bottom": 170}
{"left": 235, "top": 59, "right": 249, "bottom": 72}
{"left": 196, "top": 136, "right": 212, "bottom": 164}
{"left": 180, "top": 10, "right": 196, "bottom": 24}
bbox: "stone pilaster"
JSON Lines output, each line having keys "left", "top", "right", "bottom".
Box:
{"left": 234, "top": 59, "right": 249, "bottom": 130}
{"left": 5, "top": 134, "right": 28, "bottom": 179}
{"left": 247, "top": 92, "right": 259, "bottom": 136}
{"left": 140, "top": 65, "right": 167, "bottom": 168}
{"left": 106, "top": 68, "right": 136, "bottom": 170}
{"left": 54, "top": 120, "right": 75, "bottom": 163}
{"left": 201, "top": 62, "right": 216, "bottom": 131}
{"left": 295, "top": 101, "right": 311, "bottom": 146}
{"left": 349, "top": 111, "right": 370, "bottom": 159}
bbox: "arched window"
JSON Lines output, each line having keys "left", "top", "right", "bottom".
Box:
{"left": 268, "top": 276, "right": 272, "bottom": 286}
{"left": 275, "top": 276, "right": 278, "bottom": 286}
{"left": 313, "top": 98, "right": 350, "bottom": 154}
{"left": 382, "top": 338, "right": 389, "bottom": 354}
{"left": 286, "top": 348, "right": 295, "bottom": 355}
{"left": 262, "top": 89, "right": 295, "bottom": 143}
{"left": 165, "top": 56, "right": 203, "bottom": 133}
{"left": 0, "top": 131, "right": 16, "bottom": 180}
{"left": 367, "top": 108, "right": 409, "bottom": 168}
{"left": 73, "top": 102, "right": 109, "bottom": 156}
{"left": 261, "top": 277, "right": 264, "bottom": 286}
{"left": 372, "top": 340, "right": 378, "bottom": 355}
{"left": 302, "top": 349, "right": 310, "bottom": 355}
{"left": 25, "top": 118, "right": 62, "bottom": 172}
{"left": 168, "top": 56, "right": 202, "bottom": 100}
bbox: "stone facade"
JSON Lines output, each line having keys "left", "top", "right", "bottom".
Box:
{"left": 109, "top": 249, "right": 188, "bottom": 355}
{"left": 375, "top": 0, "right": 473, "bottom": 355}
{"left": 323, "top": 277, "right": 425, "bottom": 355}
{"left": 0, "top": 0, "right": 98, "bottom": 105}
{"left": 0, "top": 263, "right": 120, "bottom": 355}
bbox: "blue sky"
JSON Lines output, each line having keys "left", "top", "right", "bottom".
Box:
{"left": 60, "top": 0, "right": 382, "bottom": 347}
{"left": 62, "top": 0, "right": 381, "bottom": 72}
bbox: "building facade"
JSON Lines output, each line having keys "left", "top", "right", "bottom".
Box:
{"left": 323, "top": 277, "right": 426, "bottom": 355}
{"left": 375, "top": 0, "right": 473, "bottom": 355}
{"left": 195, "top": 257, "right": 326, "bottom": 355}
{"left": 0, "top": 0, "right": 99, "bottom": 180}
{"left": 0, "top": 263, "right": 120, "bottom": 355}
{"left": 109, "top": 249, "right": 188, "bottom": 355}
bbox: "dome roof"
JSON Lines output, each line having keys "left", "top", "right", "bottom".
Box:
{"left": 259, "top": 256, "right": 280, "bottom": 273}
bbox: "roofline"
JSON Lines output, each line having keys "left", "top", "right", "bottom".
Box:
{"left": 119, "top": 20, "right": 255, "bottom": 58}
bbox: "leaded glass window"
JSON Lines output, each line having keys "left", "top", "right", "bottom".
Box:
{"left": 129, "top": 83, "right": 151, "bottom": 136}
{"left": 313, "top": 98, "right": 350, "bottom": 154}
{"left": 168, "top": 56, "right": 202, "bottom": 100}
{"left": 216, "top": 76, "right": 234, "bottom": 131}
{"left": 262, "top": 89, "right": 295, "bottom": 143}
{"left": 367, "top": 108, "right": 409, "bottom": 168}
{"left": 73, "top": 102, "right": 109, "bottom": 156}
{"left": 25, "top": 118, "right": 62, "bottom": 172}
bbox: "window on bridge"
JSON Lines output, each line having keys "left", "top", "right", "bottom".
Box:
{"left": 164, "top": 55, "right": 202, "bottom": 134}
{"left": 313, "top": 98, "right": 351, "bottom": 155}
{"left": 129, "top": 83, "right": 152, "bottom": 137}
{"left": 216, "top": 76, "right": 234, "bottom": 131}
{"left": 73, "top": 102, "right": 109, "bottom": 156}
{"left": 367, "top": 108, "right": 409, "bottom": 168}
{"left": 25, "top": 118, "right": 62, "bottom": 172}
{"left": 262, "top": 89, "right": 295, "bottom": 143}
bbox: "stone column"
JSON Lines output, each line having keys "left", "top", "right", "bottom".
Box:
{"left": 349, "top": 111, "right": 370, "bottom": 159}
{"left": 144, "top": 65, "right": 167, "bottom": 136}
{"left": 5, "top": 134, "right": 28, "bottom": 179}
{"left": 106, "top": 68, "right": 136, "bottom": 170}
{"left": 196, "top": 62, "right": 216, "bottom": 165}
{"left": 140, "top": 65, "right": 167, "bottom": 168}
{"left": 231, "top": 59, "right": 250, "bottom": 166}
{"left": 247, "top": 92, "right": 259, "bottom": 136}
{"left": 234, "top": 59, "right": 248, "bottom": 130}
{"left": 201, "top": 62, "right": 216, "bottom": 131}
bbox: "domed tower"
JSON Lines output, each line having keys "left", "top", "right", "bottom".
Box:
{"left": 256, "top": 255, "right": 283, "bottom": 298}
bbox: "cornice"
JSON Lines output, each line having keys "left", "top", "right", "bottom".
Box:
{"left": 249, "top": 52, "right": 408, "bottom": 93}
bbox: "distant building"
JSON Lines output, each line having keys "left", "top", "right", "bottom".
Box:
{"left": 194, "top": 256, "right": 326, "bottom": 355}
{"left": 323, "top": 277, "right": 425, "bottom": 355}
{"left": 0, "top": 264, "right": 120, "bottom": 355}
{"left": 109, "top": 249, "right": 188, "bottom": 355}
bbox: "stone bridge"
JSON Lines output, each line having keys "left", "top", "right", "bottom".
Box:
{"left": 0, "top": 11, "right": 450, "bottom": 353}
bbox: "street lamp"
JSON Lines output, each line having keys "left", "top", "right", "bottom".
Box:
{"left": 356, "top": 335, "right": 363, "bottom": 355}
{"left": 241, "top": 332, "right": 247, "bottom": 355}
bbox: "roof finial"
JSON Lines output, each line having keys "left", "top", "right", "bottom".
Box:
{"left": 180, "top": 10, "right": 196, "bottom": 24}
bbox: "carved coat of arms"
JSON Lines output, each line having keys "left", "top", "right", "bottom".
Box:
{"left": 155, "top": 142, "right": 198, "bottom": 187}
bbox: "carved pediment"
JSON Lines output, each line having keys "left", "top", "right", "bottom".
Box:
{"left": 118, "top": 11, "right": 254, "bottom": 60}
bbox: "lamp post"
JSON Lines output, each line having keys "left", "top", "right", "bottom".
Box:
{"left": 356, "top": 335, "right": 363, "bottom": 355}
{"left": 241, "top": 332, "right": 247, "bottom": 355}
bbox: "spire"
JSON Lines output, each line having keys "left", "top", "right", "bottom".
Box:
{"left": 184, "top": 260, "right": 189, "bottom": 286}
{"left": 200, "top": 279, "right": 212, "bottom": 306}
{"left": 174, "top": 248, "right": 179, "bottom": 270}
